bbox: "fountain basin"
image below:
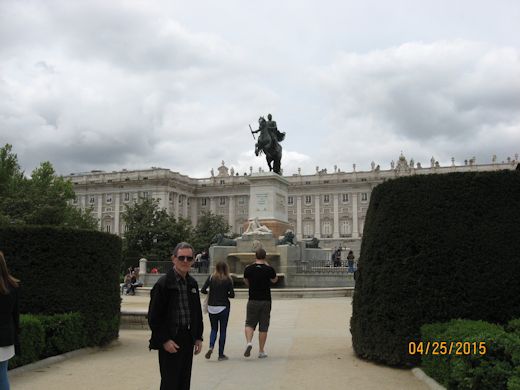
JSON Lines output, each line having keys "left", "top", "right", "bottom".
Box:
{"left": 226, "top": 252, "right": 280, "bottom": 273}
{"left": 230, "top": 273, "right": 286, "bottom": 288}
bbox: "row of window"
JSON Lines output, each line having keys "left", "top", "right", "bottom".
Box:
{"left": 287, "top": 193, "right": 368, "bottom": 206}
{"left": 77, "top": 193, "right": 369, "bottom": 207}
{"left": 200, "top": 196, "right": 247, "bottom": 207}
{"left": 299, "top": 219, "right": 364, "bottom": 237}
{"left": 75, "top": 192, "right": 145, "bottom": 205}
{"left": 76, "top": 192, "right": 192, "bottom": 205}
{"left": 102, "top": 219, "right": 360, "bottom": 236}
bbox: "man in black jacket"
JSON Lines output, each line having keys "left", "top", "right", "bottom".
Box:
{"left": 148, "top": 242, "right": 203, "bottom": 390}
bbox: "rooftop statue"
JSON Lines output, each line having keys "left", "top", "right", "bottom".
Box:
{"left": 250, "top": 113, "right": 285, "bottom": 175}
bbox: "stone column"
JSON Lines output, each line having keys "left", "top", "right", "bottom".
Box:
{"left": 159, "top": 191, "right": 168, "bottom": 210}
{"left": 114, "top": 193, "right": 120, "bottom": 235}
{"left": 228, "top": 195, "right": 235, "bottom": 233}
{"left": 174, "top": 192, "right": 180, "bottom": 219}
{"left": 182, "top": 195, "right": 188, "bottom": 218}
{"left": 210, "top": 197, "right": 217, "bottom": 214}
{"left": 190, "top": 197, "right": 198, "bottom": 227}
{"left": 97, "top": 195, "right": 103, "bottom": 229}
{"left": 139, "top": 258, "right": 147, "bottom": 275}
{"left": 333, "top": 194, "right": 339, "bottom": 239}
{"left": 352, "top": 192, "right": 359, "bottom": 238}
{"left": 296, "top": 196, "right": 303, "bottom": 240}
{"left": 314, "top": 195, "right": 321, "bottom": 238}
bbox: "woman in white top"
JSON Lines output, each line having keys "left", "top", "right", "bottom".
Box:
{"left": 0, "top": 251, "right": 20, "bottom": 390}
{"left": 201, "top": 261, "right": 235, "bottom": 361}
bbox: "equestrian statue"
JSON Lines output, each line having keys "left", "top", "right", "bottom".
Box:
{"left": 250, "top": 113, "right": 286, "bottom": 175}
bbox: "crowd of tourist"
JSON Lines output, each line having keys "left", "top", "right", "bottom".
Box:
{"left": 331, "top": 247, "right": 357, "bottom": 272}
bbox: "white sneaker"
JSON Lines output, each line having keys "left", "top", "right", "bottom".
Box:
{"left": 258, "top": 352, "right": 268, "bottom": 358}
{"left": 244, "top": 344, "right": 252, "bottom": 357}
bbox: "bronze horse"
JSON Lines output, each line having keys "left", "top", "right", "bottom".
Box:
{"left": 254, "top": 117, "right": 282, "bottom": 174}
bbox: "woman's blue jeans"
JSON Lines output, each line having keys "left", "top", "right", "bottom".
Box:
{"left": 208, "top": 307, "right": 230, "bottom": 357}
{"left": 0, "top": 359, "right": 10, "bottom": 390}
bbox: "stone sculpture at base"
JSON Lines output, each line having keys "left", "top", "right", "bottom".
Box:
{"left": 243, "top": 217, "right": 272, "bottom": 235}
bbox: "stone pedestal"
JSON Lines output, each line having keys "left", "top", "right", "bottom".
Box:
{"left": 246, "top": 173, "right": 292, "bottom": 236}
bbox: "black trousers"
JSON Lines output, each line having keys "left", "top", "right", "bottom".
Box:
{"left": 158, "top": 330, "right": 194, "bottom": 390}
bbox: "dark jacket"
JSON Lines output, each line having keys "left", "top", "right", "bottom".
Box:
{"left": 148, "top": 269, "right": 203, "bottom": 350}
{"left": 201, "top": 276, "right": 235, "bottom": 307}
{"left": 0, "top": 285, "right": 20, "bottom": 355}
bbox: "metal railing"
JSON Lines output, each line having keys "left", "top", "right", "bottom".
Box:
{"left": 295, "top": 259, "right": 355, "bottom": 274}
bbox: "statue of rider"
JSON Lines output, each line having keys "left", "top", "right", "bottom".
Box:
{"left": 251, "top": 116, "right": 267, "bottom": 156}
{"left": 266, "top": 113, "right": 285, "bottom": 143}
{"left": 250, "top": 113, "right": 286, "bottom": 174}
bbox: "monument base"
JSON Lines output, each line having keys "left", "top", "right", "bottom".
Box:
{"left": 242, "top": 219, "right": 293, "bottom": 239}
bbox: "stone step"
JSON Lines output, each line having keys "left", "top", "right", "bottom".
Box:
{"left": 128, "top": 286, "right": 353, "bottom": 299}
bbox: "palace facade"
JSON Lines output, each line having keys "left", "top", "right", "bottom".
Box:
{"left": 66, "top": 153, "right": 518, "bottom": 245}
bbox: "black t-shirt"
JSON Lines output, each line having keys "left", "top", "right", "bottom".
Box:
{"left": 244, "top": 263, "right": 276, "bottom": 301}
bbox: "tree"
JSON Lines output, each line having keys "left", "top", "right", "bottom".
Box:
{"left": 62, "top": 206, "right": 99, "bottom": 230}
{"left": 22, "top": 161, "right": 75, "bottom": 225}
{"left": 191, "top": 211, "right": 230, "bottom": 252}
{"left": 0, "top": 144, "right": 23, "bottom": 195}
{"left": 122, "top": 198, "right": 192, "bottom": 266}
{"left": 0, "top": 144, "right": 96, "bottom": 229}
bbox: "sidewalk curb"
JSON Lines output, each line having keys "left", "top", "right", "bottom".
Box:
{"left": 9, "top": 340, "right": 120, "bottom": 377}
{"left": 412, "top": 368, "right": 446, "bottom": 390}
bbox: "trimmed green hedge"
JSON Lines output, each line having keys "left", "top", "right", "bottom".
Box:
{"left": 421, "top": 319, "right": 520, "bottom": 389}
{"left": 9, "top": 312, "right": 86, "bottom": 369}
{"left": 9, "top": 315, "right": 45, "bottom": 368}
{"left": 351, "top": 170, "right": 520, "bottom": 366}
{"left": 0, "top": 226, "right": 122, "bottom": 346}
{"left": 39, "top": 312, "right": 86, "bottom": 358}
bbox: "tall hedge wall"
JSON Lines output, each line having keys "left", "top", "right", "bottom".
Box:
{"left": 351, "top": 170, "right": 520, "bottom": 366}
{"left": 0, "top": 226, "right": 122, "bottom": 346}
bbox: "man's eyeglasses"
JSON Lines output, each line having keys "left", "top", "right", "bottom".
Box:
{"left": 177, "top": 255, "right": 194, "bottom": 262}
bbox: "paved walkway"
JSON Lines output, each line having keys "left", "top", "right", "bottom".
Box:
{"left": 10, "top": 296, "right": 429, "bottom": 390}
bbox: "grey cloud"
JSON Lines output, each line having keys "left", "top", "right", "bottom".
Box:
{"left": 2, "top": 1, "right": 519, "bottom": 178}
{"left": 314, "top": 41, "right": 520, "bottom": 169}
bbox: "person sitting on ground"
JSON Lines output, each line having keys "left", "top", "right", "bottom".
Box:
{"left": 201, "top": 261, "right": 235, "bottom": 361}
{"left": 132, "top": 270, "right": 144, "bottom": 290}
{"left": 125, "top": 271, "right": 138, "bottom": 295}
{"left": 123, "top": 272, "right": 132, "bottom": 295}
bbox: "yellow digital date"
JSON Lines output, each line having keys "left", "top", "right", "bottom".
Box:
{"left": 408, "top": 341, "right": 487, "bottom": 355}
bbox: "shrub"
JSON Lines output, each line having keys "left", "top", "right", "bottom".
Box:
{"left": 421, "top": 319, "right": 520, "bottom": 390}
{"left": 9, "top": 312, "right": 88, "bottom": 369}
{"left": 8, "top": 315, "right": 45, "bottom": 369}
{"left": 507, "top": 319, "right": 520, "bottom": 335}
{"left": 351, "top": 170, "right": 520, "bottom": 366}
{"left": 39, "top": 312, "right": 86, "bottom": 358}
{"left": 508, "top": 368, "right": 520, "bottom": 390}
{"left": 0, "top": 226, "right": 122, "bottom": 346}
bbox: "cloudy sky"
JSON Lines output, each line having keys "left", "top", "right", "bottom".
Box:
{"left": 1, "top": 0, "right": 519, "bottom": 178}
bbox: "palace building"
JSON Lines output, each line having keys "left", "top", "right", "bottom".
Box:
{"left": 66, "top": 153, "right": 518, "bottom": 246}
